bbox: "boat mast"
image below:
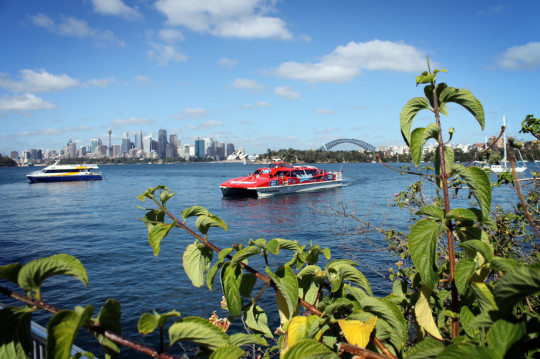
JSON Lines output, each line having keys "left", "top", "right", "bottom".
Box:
{"left": 503, "top": 115, "right": 507, "bottom": 165}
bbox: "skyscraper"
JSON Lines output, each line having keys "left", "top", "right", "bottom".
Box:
{"left": 134, "top": 131, "right": 143, "bottom": 151}
{"left": 158, "top": 129, "right": 168, "bottom": 158}
{"left": 169, "top": 134, "right": 179, "bottom": 157}
{"left": 194, "top": 137, "right": 205, "bottom": 158}
{"left": 121, "top": 132, "right": 130, "bottom": 154}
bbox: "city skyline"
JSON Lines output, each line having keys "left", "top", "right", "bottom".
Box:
{"left": 1, "top": 1, "right": 539, "bottom": 155}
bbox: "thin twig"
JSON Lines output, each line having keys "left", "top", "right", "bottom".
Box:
{"left": 0, "top": 285, "right": 179, "bottom": 359}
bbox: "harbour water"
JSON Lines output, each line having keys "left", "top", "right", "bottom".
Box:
{"left": 0, "top": 162, "right": 526, "bottom": 357}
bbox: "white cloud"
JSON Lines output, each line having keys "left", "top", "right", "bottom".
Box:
{"left": 90, "top": 0, "right": 141, "bottom": 20}
{"left": 0, "top": 69, "right": 80, "bottom": 93}
{"left": 111, "top": 117, "right": 154, "bottom": 127}
{"left": 199, "top": 120, "right": 223, "bottom": 130}
{"left": 316, "top": 109, "right": 337, "bottom": 115}
{"left": 175, "top": 107, "right": 211, "bottom": 120}
{"left": 276, "top": 39, "right": 430, "bottom": 83}
{"left": 496, "top": 42, "right": 540, "bottom": 70}
{"left": 154, "top": 0, "right": 292, "bottom": 39}
{"left": 275, "top": 86, "right": 301, "bottom": 99}
{"left": 147, "top": 42, "right": 188, "bottom": 65}
{"left": 0, "top": 93, "right": 56, "bottom": 113}
{"left": 87, "top": 77, "right": 115, "bottom": 87}
{"left": 218, "top": 57, "right": 238, "bottom": 68}
{"left": 232, "top": 78, "right": 264, "bottom": 92}
{"left": 257, "top": 101, "right": 270, "bottom": 107}
{"left": 158, "top": 28, "right": 185, "bottom": 43}
{"left": 17, "top": 125, "right": 94, "bottom": 137}
{"left": 133, "top": 75, "right": 151, "bottom": 85}
{"left": 29, "top": 13, "right": 125, "bottom": 46}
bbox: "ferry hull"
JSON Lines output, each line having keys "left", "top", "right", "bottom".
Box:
{"left": 27, "top": 174, "right": 103, "bottom": 183}
{"left": 255, "top": 179, "right": 343, "bottom": 198}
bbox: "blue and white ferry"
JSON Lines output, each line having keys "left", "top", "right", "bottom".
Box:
{"left": 26, "top": 161, "right": 102, "bottom": 183}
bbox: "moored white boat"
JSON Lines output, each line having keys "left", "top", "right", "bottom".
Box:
{"left": 220, "top": 161, "right": 342, "bottom": 198}
{"left": 26, "top": 161, "right": 102, "bottom": 183}
{"left": 490, "top": 115, "right": 527, "bottom": 173}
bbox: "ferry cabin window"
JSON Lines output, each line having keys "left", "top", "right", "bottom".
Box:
{"left": 275, "top": 171, "right": 291, "bottom": 177}
{"left": 253, "top": 169, "right": 262, "bottom": 175}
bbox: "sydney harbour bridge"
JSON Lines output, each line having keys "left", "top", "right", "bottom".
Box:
{"left": 318, "top": 138, "right": 376, "bottom": 152}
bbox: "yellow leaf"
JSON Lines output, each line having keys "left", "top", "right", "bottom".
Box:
{"left": 282, "top": 315, "right": 320, "bottom": 357}
{"left": 415, "top": 286, "right": 443, "bottom": 340}
{"left": 337, "top": 316, "right": 377, "bottom": 348}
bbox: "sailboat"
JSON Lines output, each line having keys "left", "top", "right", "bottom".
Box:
{"left": 490, "top": 115, "right": 527, "bottom": 173}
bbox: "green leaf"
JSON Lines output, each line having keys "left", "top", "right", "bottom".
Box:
{"left": 410, "top": 123, "right": 440, "bottom": 166}
{"left": 460, "top": 240, "right": 493, "bottom": 263}
{"left": 266, "top": 266, "right": 299, "bottom": 324}
{"left": 209, "top": 344, "right": 244, "bottom": 359}
{"left": 487, "top": 319, "right": 526, "bottom": 356}
{"left": 0, "top": 306, "right": 33, "bottom": 359}
{"left": 220, "top": 262, "right": 243, "bottom": 317}
{"left": 138, "top": 312, "right": 158, "bottom": 336}
{"left": 434, "top": 145, "right": 455, "bottom": 180}
{"left": 147, "top": 222, "right": 177, "bottom": 257}
{"left": 196, "top": 214, "right": 228, "bottom": 235}
{"left": 338, "top": 264, "right": 372, "bottom": 296}
{"left": 403, "top": 338, "right": 444, "bottom": 359}
{"left": 18, "top": 254, "right": 88, "bottom": 297}
{"left": 446, "top": 208, "right": 478, "bottom": 222}
{"left": 361, "top": 296, "right": 407, "bottom": 351}
{"left": 414, "top": 286, "right": 442, "bottom": 340}
{"left": 0, "top": 263, "right": 22, "bottom": 285}
{"left": 239, "top": 273, "right": 257, "bottom": 298}
{"left": 491, "top": 257, "right": 521, "bottom": 273}
{"left": 472, "top": 282, "right": 497, "bottom": 312}
{"left": 168, "top": 317, "right": 230, "bottom": 351}
{"left": 454, "top": 259, "right": 476, "bottom": 296}
{"left": 326, "top": 266, "right": 343, "bottom": 293}
{"left": 183, "top": 242, "right": 213, "bottom": 288}
{"left": 400, "top": 97, "right": 432, "bottom": 146}
{"left": 452, "top": 164, "right": 491, "bottom": 221}
{"left": 181, "top": 205, "right": 210, "bottom": 220}
{"left": 47, "top": 306, "right": 94, "bottom": 359}
{"left": 282, "top": 339, "right": 338, "bottom": 359}
{"left": 424, "top": 82, "right": 448, "bottom": 113}
{"left": 267, "top": 238, "right": 301, "bottom": 255}
{"left": 494, "top": 264, "right": 540, "bottom": 315}
{"left": 436, "top": 342, "right": 500, "bottom": 359}
{"left": 408, "top": 219, "right": 442, "bottom": 290}
{"left": 459, "top": 306, "right": 477, "bottom": 338}
{"left": 94, "top": 299, "right": 121, "bottom": 359}
{"left": 231, "top": 246, "right": 261, "bottom": 268}
{"left": 243, "top": 304, "right": 273, "bottom": 338}
{"left": 416, "top": 205, "right": 445, "bottom": 222}
{"left": 439, "top": 87, "right": 485, "bottom": 130}
{"left": 206, "top": 262, "right": 224, "bottom": 291}
{"left": 229, "top": 333, "right": 267, "bottom": 347}
{"left": 297, "top": 265, "right": 323, "bottom": 305}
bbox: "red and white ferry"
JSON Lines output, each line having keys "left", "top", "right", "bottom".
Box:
{"left": 220, "top": 161, "right": 343, "bottom": 198}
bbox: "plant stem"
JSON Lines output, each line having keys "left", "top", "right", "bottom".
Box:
{"left": 508, "top": 146, "right": 540, "bottom": 240}
{"left": 0, "top": 285, "right": 179, "bottom": 359}
{"left": 432, "top": 86, "right": 459, "bottom": 338}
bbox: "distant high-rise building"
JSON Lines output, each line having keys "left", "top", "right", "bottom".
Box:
{"left": 226, "top": 143, "right": 235, "bottom": 157}
{"left": 143, "top": 134, "right": 153, "bottom": 154}
{"left": 10, "top": 151, "right": 18, "bottom": 160}
{"left": 157, "top": 129, "right": 168, "bottom": 158}
{"left": 121, "top": 132, "right": 130, "bottom": 154}
{"left": 90, "top": 138, "right": 101, "bottom": 153}
{"left": 194, "top": 137, "right": 205, "bottom": 158}
{"left": 134, "top": 131, "right": 143, "bottom": 151}
{"left": 204, "top": 138, "right": 214, "bottom": 158}
{"left": 169, "top": 134, "right": 179, "bottom": 157}
{"left": 112, "top": 145, "right": 121, "bottom": 157}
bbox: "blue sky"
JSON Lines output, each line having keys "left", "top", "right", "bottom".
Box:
{"left": 1, "top": 0, "right": 539, "bottom": 156}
